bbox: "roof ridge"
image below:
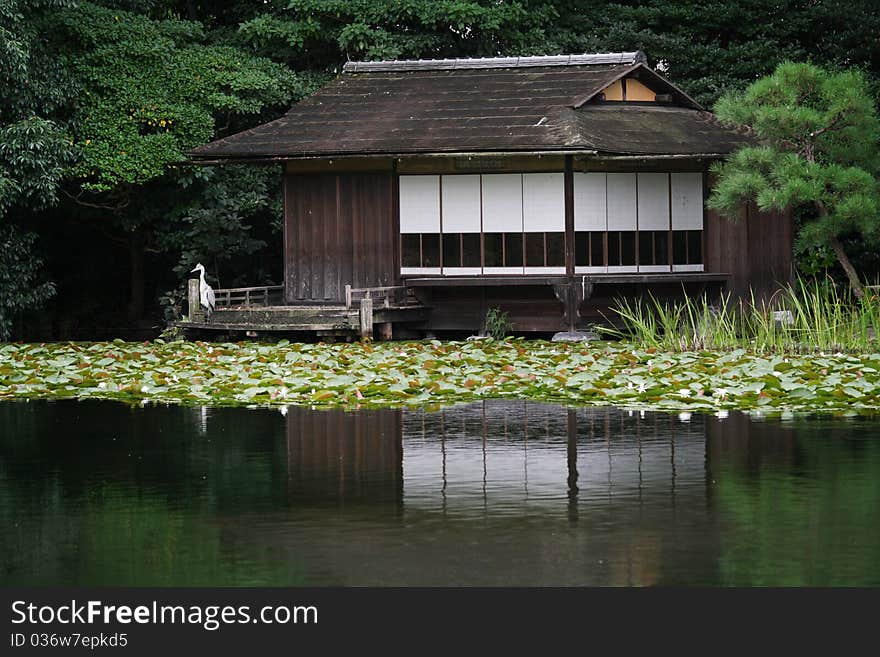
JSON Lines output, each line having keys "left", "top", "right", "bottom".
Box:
{"left": 343, "top": 52, "right": 646, "bottom": 73}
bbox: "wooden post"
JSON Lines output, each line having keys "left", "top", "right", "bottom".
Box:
{"left": 379, "top": 322, "right": 393, "bottom": 341}
{"left": 188, "top": 279, "right": 203, "bottom": 322}
{"left": 345, "top": 284, "right": 352, "bottom": 310}
{"left": 564, "top": 155, "right": 575, "bottom": 278}
{"left": 359, "top": 297, "right": 373, "bottom": 339}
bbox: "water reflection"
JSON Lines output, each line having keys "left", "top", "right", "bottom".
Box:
{"left": 1, "top": 400, "right": 878, "bottom": 586}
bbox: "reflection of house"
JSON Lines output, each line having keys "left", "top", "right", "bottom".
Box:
{"left": 186, "top": 51, "right": 792, "bottom": 337}
{"left": 400, "top": 402, "right": 707, "bottom": 513}
{"left": 283, "top": 401, "right": 710, "bottom": 510}
{"left": 285, "top": 406, "right": 402, "bottom": 506}
{"left": 280, "top": 401, "right": 719, "bottom": 585}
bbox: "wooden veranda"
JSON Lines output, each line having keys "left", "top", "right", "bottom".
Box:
{"left": 178, "top": 281, "right": 428, "bottom": 339}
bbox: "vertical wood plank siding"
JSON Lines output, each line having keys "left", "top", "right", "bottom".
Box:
{"left": 705, "top": 201, "right": 793, "bottom": 300}
{"left": 284, "top": 172, "right": 398, "bottom": 303}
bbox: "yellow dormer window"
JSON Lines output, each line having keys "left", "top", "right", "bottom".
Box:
{"left": 625, "top": 78, "right": 656, "bottom": 101}
{"left": 600, "top": 77, "right": 657, "bottom": 102}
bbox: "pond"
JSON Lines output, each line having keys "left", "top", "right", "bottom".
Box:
{"left": 1, "top": 400, "right": 879, "bottom": 586}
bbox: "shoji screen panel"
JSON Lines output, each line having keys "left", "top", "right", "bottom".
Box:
{"left": 441, "top": 174, "right": 482, "bottom": 274}
{"left": 522, "top": 173, "right": 565, "bottom": 232}
{"left": 671, "top": 172, "right": 704, "bottom": 272}
{"left": 606, "top": 173, "right": 637, "bottom": 230}
{"left": 522, "top": 173, "right": 565, "bottom": 273}
{"left": 637, "top": 172, "right": 671, "bottom": 272}
{"left": 637, "top": 173, "right": 670, "bottom": 230}
{"left": 574, "top": 172, "right": 607, "bottom": 273}
{"left": 399, "top": 175, "right": 441, "bottom": 274}
{"left": 441, "top": 175, "right": 481, "bottom": 233}
{"left": 606, "top": 173, "right": 637, "bottom": 272}
{"left": 481, "top": 174, "right": 523, "bottom": 232}
{"left": 399, "top": 175, "right": 440, "bottom": 233}
{"left": 671, "top": 173, "right": 703, "bottom": 230}
{"left": 574, "top": 173, "right": 606, "bottom": 231}
{"left": 481, "top": 174, "right": 524, "bottom": 274}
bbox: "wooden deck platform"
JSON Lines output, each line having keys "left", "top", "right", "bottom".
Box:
{"left": 177, "top": 304, "right": 428, "bottom": 334}
{"left": 177, "top": 283, "right": 428, "bottom": 338}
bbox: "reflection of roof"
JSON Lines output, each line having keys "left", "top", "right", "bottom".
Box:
{"left": 191, "top": 52, "right": 748, "bottom": 161}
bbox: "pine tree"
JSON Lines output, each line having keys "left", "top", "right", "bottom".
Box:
{"left": 708, "top": 62, "right": 880, "bottom": 298}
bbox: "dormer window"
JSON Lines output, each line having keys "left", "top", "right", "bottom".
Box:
{"left": 597, "top": 76, "right": 657, "bottom": 103}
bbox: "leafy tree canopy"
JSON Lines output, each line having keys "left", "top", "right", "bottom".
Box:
{"left": 239, "top": 0, "right": 555, "bottom": 69}
{"left": 708, "top": 62, "right": 880, "bottom": 297}
{"left": 50, "top": 2, "right": 301, "bottom": 196}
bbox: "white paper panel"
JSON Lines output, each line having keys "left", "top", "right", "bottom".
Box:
{"left": 481, "top": 174, "right": 523, "bottom": 232}
{"left": 522, "top": 173, "right": 565, "bottom": 232}
{"left": 442, "top": 267, "right": 482, "bottom": 276}
{"left": 574, "top": 173, "right": 606, "bottom": 231}
{"left": 671, "top": 172, "right": 704, "bottom": 230}
{"left": 441, "top": 175, "right": 481, "bottom": 233}
{"left": 606, "top": 173, "right": 637, "bottom": 230}
{"left": 672, "top": 264, "right": 704, "bottom": 272}
{"left": 401, "top": 267, "right": 441, "bottom": 275}
{"left": 638, "top": 265, "right": 672, "bottom": 273}
{"left": 399, "top": 175, "right": 440, "bottom": 233}
{"left": 483, "top": 267, "right": 524, "bottom": 275}
{"left": 637, "top": 173, "right": 670, "bottom": 230}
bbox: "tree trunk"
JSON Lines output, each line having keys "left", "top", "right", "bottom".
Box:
{"left": 828, "top": 234, "right": 865, "bottom": 299}
{"left": 126, "top": 231, "right": 146, "bottom": 322}
{"left": 813, "top": 200, "right": 865, "bottom": 299}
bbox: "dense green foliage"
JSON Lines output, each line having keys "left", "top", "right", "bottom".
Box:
{"left": 58, "top": 3, "right": 298, "bottom": 193}
{"left": 3, "top": 339, "right": 880, "bottom": 415}
{"left": 708, "top": 63, "right": 880, "bottom": 296}
{"left": 0, "top": 1, "right": 878, "bottom": 338}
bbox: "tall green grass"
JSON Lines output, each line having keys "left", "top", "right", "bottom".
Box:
{"left": 602, "top": 278, "right": 880, "bottom": 353}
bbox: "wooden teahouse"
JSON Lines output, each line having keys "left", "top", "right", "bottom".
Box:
{"left": 186, "top": 51, "right": 792, "bottom": 338}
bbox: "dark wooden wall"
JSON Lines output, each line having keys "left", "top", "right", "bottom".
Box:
{"left": 283, "top": 172, "right": 399, "bottom": 303}
{"left": 419, "top": 286, "right": 567, "bottom": 333}
{"left": 705, "top": 202, "right": 793, "bottom": 301}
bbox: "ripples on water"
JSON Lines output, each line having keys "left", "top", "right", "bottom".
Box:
{"left": 1, "top": 400, "right": 878, "bottom": 586}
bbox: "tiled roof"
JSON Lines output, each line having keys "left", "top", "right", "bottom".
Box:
{"left": 191, "top": 53, "right": 745, "bottom": 160}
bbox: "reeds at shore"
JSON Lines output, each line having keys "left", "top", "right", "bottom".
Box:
{"left": 602, "top": 278, "right": 880, "bottom": 353}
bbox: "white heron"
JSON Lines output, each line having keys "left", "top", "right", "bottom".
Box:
{"left": 190, "top": 263, "right": 215, "bottom": 320}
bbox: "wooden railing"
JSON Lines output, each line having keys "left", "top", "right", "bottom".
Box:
{"left": 213, "top": 285, "right": 284, "bottom": 309}
{"left": 344, "top": 285, "right": 409, "bottom": 310}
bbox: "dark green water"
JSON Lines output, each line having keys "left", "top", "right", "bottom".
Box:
{"left": 1, "top": 400, "right": 879, "bottom": 586}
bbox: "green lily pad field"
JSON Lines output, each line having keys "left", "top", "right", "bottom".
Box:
{"left": 1, "top": 339, "right": 879, "bottom": 415}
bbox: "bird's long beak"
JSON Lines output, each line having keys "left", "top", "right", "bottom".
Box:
{"left": 190, "top": 266, "right": 198, "bottom": 273}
